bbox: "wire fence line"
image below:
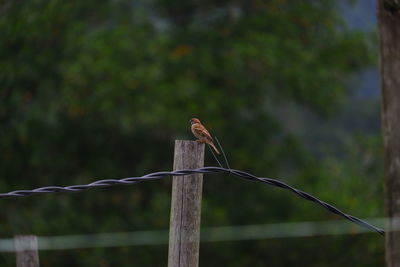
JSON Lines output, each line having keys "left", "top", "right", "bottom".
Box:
{"left": 0, "top": 218, "right": 388, "bottom": 252}
{"left": 0, "top": 166, "right": 384, "bottom": 235}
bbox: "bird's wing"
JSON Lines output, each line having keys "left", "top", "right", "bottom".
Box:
{"left": 192, "top": 124, "right": 213, "bottom": 141}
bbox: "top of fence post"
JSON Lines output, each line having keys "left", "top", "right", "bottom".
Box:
{"left": 15, "top": 235, "right": 40, "bottom": 267}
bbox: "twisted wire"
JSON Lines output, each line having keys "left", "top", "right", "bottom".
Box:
{"left": 0, "top": 166, "right": 384, "bottom": 236}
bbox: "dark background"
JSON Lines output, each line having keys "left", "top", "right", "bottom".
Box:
{"left": 0, "top": 0, "right": 384, "bottom": 266}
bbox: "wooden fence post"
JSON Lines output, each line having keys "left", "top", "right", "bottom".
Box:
{"left": 168, "top": 140, "right": 205, "bottom": 267}
{"left": 15, "top": 235, "right": 40, "bottom": 267}
{"left": 377, "top": 0, "right": 400, "bottom": 266}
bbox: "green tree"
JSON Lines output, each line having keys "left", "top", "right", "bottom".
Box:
{"left": 0, "top": 0, "right": 383, "bottom": 266}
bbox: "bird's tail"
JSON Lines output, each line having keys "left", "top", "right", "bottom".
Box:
{"left": 209, "top": 141, "right": 220, "bottom": 154}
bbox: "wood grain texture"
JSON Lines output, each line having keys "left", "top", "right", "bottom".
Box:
{"left": 377, "top": 0, "right": 400, "bottom": 266}
{"left": 15, "top": 235, "right": 40, "bottom": 267}
{"left": 168, "top": 140, "right": 204, "bottom": 267}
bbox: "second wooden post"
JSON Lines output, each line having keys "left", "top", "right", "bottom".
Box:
{"left": 168, "top": 140, "right": 205, "bottom": 267}
{"left": 15, "top": 235, "right": 40, "bottom": 267}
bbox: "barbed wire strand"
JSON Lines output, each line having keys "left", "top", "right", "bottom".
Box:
{"left": 207, "top": 144, "right": 225, "bottom": 169}
{"left": 0, "top": 166, "right": 384, "bottom": 236}
{"left": 214, "top": 137, "right": 231, "bottom": 170}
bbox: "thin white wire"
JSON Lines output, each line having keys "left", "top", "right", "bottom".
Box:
{"left": 0, "top": 217, "right": 387, "bottom": 252}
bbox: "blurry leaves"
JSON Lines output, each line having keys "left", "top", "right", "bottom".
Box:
{"left": 0, "top": 0, "right": 382, "bottom": 266}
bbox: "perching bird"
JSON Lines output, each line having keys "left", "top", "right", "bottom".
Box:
{"left": 189, "top": 118, "right": 220, "bottom": 154}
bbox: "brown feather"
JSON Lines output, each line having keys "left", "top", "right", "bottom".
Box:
{"left": 191, "top": 122, "right": 219, "bottom": 154}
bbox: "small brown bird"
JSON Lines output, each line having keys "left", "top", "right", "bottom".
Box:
{"left": 189, "top": 118, "right": 220, "bottom": 154}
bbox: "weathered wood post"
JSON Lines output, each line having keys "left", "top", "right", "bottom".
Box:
{"left": 377, "top": 0, "right": 400, "bottom": 266}
{"left": 15, "top": 235, "right": 40, "bottom": 267}
{"left": 168, "top": 140, "right": 205, "bottom": 267}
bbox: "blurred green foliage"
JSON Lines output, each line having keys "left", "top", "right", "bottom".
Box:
{"left": 0, "top": 0, "right": 383, "bottom": 266}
